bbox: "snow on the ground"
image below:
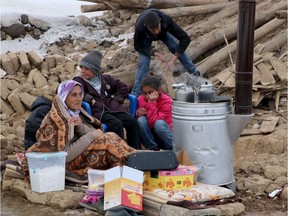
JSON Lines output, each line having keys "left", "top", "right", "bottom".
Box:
{"left": 0, "top": 0, "right": 105, "bottom": 55}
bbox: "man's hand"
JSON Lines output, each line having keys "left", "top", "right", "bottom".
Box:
{"left": 148, "top": 91, "right": 159, "bottom": 102}
{"left": 137, "top": 107, "right": 147, "bottom": 116}
{"left": 154, "top": 51, "right": 165, "bottom": 62}
{"left": 165, "top": 55, "right": 178, "bottom": 72}
{"left": 91, "top": 99, "right": 96, "bottom": 106}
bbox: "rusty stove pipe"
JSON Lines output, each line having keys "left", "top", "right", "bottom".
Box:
{"left": 235, "top": 0, "right": 256, "bottom": 114}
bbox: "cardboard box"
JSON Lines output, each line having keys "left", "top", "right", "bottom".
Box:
{"left": 177, "top": 149, "right": 194, "bottom": 166}
{"left": 177, "top": 149, "right": 199, "bottom": 184}
{"left": 143, "top": 165, "right": 197, "bottom": 190}
{"left": 104, "top": 166, "right": 144, "bottom": 211}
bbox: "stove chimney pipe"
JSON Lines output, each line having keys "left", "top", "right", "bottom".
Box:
{"left": 235, "top": 0, "right": 256, "bottom": 114}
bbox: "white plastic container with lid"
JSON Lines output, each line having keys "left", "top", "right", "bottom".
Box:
{"left": 26, "top": 151, "right": 67, "bottom": 193}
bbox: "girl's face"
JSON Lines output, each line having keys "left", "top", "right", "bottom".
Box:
{"left": 65, "top": 85, "right": 83, "bottom": 111}
{"left": 142, "top": 86, "right": 160, "bottom": 100}
{"left": 80, "top": 66, "right": 96, "bottom": 80}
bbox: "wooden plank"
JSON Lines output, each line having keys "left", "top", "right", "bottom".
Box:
{"left": 256, "top": 62, "right": 276, "bottom": 85}
{"left": 277, "top": 89, "right": 288, "bottom": 112}
{"left": 253, "top": 53, "right": 262, "bottom": 63}
{"left": 269, "top": 56, "right": 287, "bottom": 81}
{"left": 254, "top": 58, "right": 264, "bottom": 66}
{"left": 242, "top": 117, "right": 280, "bottom": 135}
{"left": 241, "top": 128, "right": 262, "bottom": 136}
{"left": 275, "top": 90, "right": 280, "bottom": 111}
{"left": 262, "top": 61, "right": 273, "bottom": 70}
{"left": 260, "top": 116, "right": 279, "bottom": 133}
{"left": 254, "top": 44, "right": 265, "bottom": 55}
{"left": 262, "top": 52, "right": 274, "bottom": 60}
{"left": 253, "top": 66, "right": 261, "bottom": 84}
{"left": 275, "top": 10, "right": 288, "bottom": 19}
{"left": 252, "top": 84, "right": 281, "bottom": 89}
{"left": 252, "top": 91, "right": 261, "bottom": 103}
{"left": 270, "top": 69, "right": 277, "bottom": 77}
{"left": 254, "top": 53, "right": 274, "bottom": 65}
{"left": 253, "top": 93, "right": 265, "bottom": 107}
{"left": 216, "top": 69, "right": 235, "bottom": 87}
{"left": 279, "top": 88, "right": 287, "bottom": 96}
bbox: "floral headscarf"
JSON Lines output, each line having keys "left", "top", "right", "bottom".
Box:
{"left": 57, "top": 80, "right": 84, "bottom": 107}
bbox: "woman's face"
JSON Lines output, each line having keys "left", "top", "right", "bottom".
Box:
{"left": 65, "top": 85, "right": 83, "bottom": 111}
{"left": 80, "top": 66, "right": 96, "bottom": 79}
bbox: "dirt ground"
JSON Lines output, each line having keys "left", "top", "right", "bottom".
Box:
{"left": 233, "top": 104, "right": 287, "bottom": 215}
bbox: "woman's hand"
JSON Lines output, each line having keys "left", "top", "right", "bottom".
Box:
{"left": 137, "top": 107, "right": 147, "bottom": 116}
{"left": 69, "top": 117, "right": 82, "bottom": 129}
{"left": 92, "top": 129, "right": 104, "bottom": 138}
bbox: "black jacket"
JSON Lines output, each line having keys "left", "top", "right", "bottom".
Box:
{"left": 24, "top": 96, "right": 52, "bottom": 150}
{"left": 134, "top": 8, "right": 191, "bottom": 57}
{"left": 73, "top": 75, "right": 129, "bottom": 120}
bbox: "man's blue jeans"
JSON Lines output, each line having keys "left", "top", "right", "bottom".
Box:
{"left": 131, "top": 32, "right": 198, "bottom": 96}
{"left": 137, "top": 116, "right": 173, "bottom": 150}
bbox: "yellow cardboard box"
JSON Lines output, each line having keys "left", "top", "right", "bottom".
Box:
{"left": 104, "top": 166, "right": 144, "bottom": 211}
{"left": 143, "top": 165, "right": 196, "bottom": 190}
{"left": 143, "top": 150, "right": 198, "bottom": 190}
{"left": 177, "top": 149, "right": 194, "bottom": 166}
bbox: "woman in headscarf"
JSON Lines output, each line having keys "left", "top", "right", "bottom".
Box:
{"left": 21, "top": 80, "right": 136, "bottom": 180}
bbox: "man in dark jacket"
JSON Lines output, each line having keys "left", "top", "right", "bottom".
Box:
{"left": 24, "top": 96, "right": 52, "bottom": 150}
{"left": 74, "top": 49, "right": 141, "bottom": 149}
{"left": 131, "top": 8, "right": 201, "bottom": 96}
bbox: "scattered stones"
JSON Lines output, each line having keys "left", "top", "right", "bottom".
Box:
{"left": 215, "top": 202, "right": 245, "bottom": 216}
{"left": 244, "top": 174, "right": 273, "bottom": 193}
{"left": 20, "top": 14, "right": 29, "bottom": 24}
{"left": 280, "top": 187, "right": 287, "bottom": 199}
{"left": 2, "top": 23, "right": 25, "bottom": 39}
{"left": 1, "top": 14, "right": 50, "bottom": 41}
{"left": 263, "top": 165, "right": 287, "bottom": 180}
{"left": 1, "top": 54, "right": 16, "bottom": 75}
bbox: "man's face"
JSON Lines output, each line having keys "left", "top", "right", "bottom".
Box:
{"left": 146, "top": 23, "right": 161, "bottom": 35}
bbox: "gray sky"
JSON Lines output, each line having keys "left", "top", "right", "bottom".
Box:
{"left": 1, "top": 0, "right": 99, "bottom": 17}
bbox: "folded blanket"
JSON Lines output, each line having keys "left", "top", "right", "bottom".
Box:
{"left": 143, "top": 182, "right": 237, "bottom": 210}
{"left": 167, "top": 195, "right": 241, "bottom": 210}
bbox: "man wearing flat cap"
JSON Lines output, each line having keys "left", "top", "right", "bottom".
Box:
{"left": 132, "top": 8, "right": 201, "bottom": 97}
{"left": 74, "top": 49, "right": 141, "bottom": 149}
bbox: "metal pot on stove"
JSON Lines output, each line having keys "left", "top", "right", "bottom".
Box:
{"left": 173, "top": 82, "right": 217, "bottom": 103}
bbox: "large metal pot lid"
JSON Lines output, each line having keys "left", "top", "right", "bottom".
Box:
{"left": 173, "top": 94, "right": 232, "bottom": 103}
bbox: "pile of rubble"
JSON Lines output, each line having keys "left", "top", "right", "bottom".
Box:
{"left": 0, "top": 50, "right": 79, "bottom": 159}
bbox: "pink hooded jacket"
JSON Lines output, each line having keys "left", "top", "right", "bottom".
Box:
{"left": 137, "top": 92, "right": 173, "bottom": 130}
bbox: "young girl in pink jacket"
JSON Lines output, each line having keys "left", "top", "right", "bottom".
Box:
{"left": 136, "top": 74, "right": 173, "bottom": 150}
